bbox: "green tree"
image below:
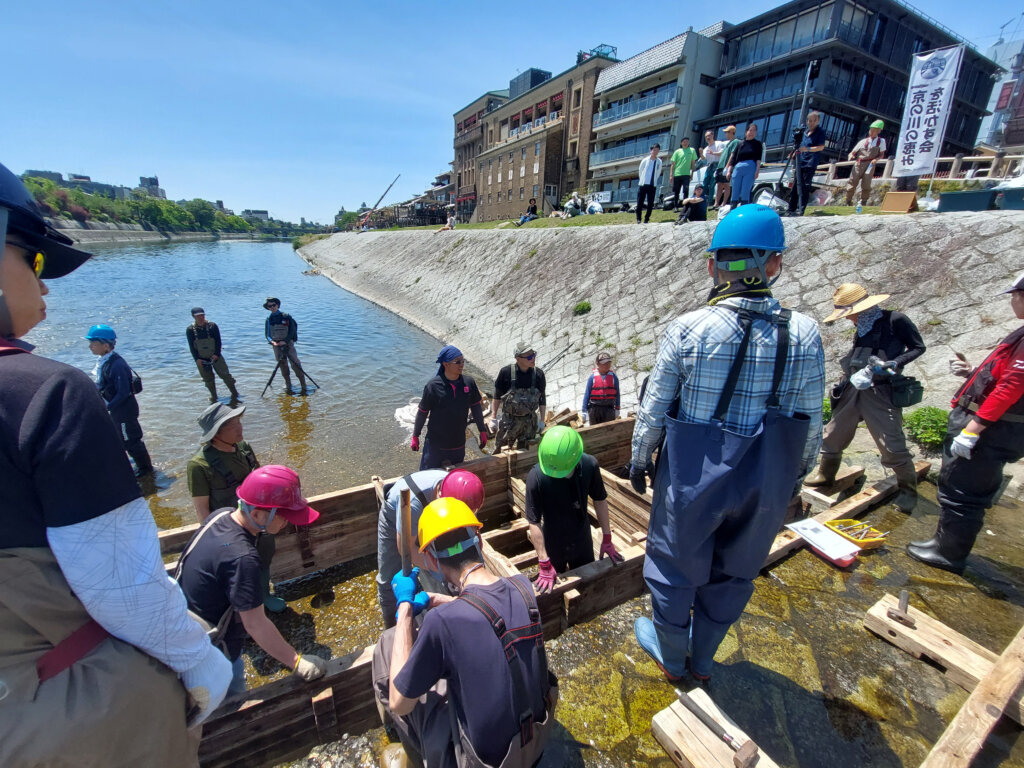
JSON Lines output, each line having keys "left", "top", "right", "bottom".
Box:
{"left": 183, "top": 199, "right": 217, "bottom": 230}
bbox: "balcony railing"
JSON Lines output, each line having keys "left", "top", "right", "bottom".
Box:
{"left": 589, "top": 132, "right": 673, "bottom": 167}
{"left": 593, "top": 88, "right": 680, "bottom": 129}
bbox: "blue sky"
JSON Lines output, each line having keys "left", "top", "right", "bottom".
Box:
{"left": 5, "top": 1, "right": 1017, "bottom": 223}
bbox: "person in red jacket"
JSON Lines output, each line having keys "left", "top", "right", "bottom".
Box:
{"left": 582, "top": 352, "right": 620, "bottom": 425}
{"left": 907, "top": 273, "right": 1024, "bottom": 571}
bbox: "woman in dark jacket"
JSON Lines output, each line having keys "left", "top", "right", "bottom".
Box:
{"left": 908, "top": 273, "right": 1024, "bottom": 571}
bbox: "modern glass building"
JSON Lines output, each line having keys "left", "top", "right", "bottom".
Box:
{"left": 697, "top": 0, "right": 1001, "bottom": 161}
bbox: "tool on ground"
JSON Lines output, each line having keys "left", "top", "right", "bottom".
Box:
{"left": 400, "top": 488, "right": 413, "bottom": 578}
{"left": 675, "top": 689, "right": 760, "bottom": 768}
{"left": 886, "top": 588, "right": 916, "bottom": 629}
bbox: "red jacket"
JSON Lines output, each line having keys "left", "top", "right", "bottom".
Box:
{"left": 952, "top": 326, "right": 1024, "bottom": 424}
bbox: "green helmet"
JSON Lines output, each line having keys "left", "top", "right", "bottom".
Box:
{"left": 537, "top": 426, "right": 584, "bottom": 479}
{"left": 870, "top": 119, "right": 884, "bottom": 130}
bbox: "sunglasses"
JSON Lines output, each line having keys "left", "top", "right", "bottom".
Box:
{"left": 518, "top": 354, "right": 535, "bottom": 361}
{"left": 10, "top": 241, "right": 45, "bottom": 277}
{"left": 446, "top": 358, "right": 465, "bottom": 365}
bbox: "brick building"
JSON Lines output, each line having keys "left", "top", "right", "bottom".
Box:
{"left": 466, "top": 47, "right": 618, "bottom": 222}
{"left": 454, "top": 90, "right": 509, "bottom": 222}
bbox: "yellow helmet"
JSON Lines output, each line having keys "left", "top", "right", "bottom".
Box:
{"left": 418, "top": 497, "right": 483, "bottom": 553}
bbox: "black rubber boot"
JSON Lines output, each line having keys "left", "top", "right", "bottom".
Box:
{"left": 227, "top": 383, "right": 241, "bottom": 402}
{"left": 129, "top": 443, "right": 154, "bottom": 477}
{"left": 804, "top": 456, "right": 841, "bottom": 487}
{"left": 204, "top": 379, "right": 219, "bottom": 404}
{"left": 892, "top": 462, "right": 918, "bottom": 514}
{"left": 906, "top": 520, "right": 977, "bottom": 573}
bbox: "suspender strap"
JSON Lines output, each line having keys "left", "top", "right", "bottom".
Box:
{"left": 173, "top": 508, "right": 235, "bottom": 581}
{"left": 712, "top": 309, "right": 755, "bottom": 422}
{"left": 400, "top": 474, "right": 430, "bottom": 509}
{"left": 36, "top": 619, "right": 110, "bottom": 683}
{"left": 767, "top": 309, "right": 791, "bottom": 408}
{"left": 458, "top": 578, "right": 545, "bottom": 747}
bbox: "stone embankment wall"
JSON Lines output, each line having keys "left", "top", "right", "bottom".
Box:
{"left": 300, "top": 212, "right": 1024, "bottom": 418}
{"left": 50, "top": 220, "right": 255, "bottom": 245}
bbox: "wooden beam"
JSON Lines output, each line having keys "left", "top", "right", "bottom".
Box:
{"left": 652, "top": 688, "right": 780, "bottom": 768}
{"left": 763, "top": 461, "right": 930, "bottom": 568}
{"left": 480, "top": 538, "right": 519, "bottom": 578}
{"left": 864, "top": 594, "right": 1023, "bottom": 726}
{"left": 799, "top": 464, "right": 865, "bottom": 510}
{"left": 919, "top": 623, "right": 1024, "bottom": 768}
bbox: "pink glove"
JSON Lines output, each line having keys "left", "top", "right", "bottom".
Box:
{"left": 535, "top": 559, "right": 557, "bottom": 593}
{"left": 479, "top": 432, "right": 488, "bottom": 449}
{"left": 599, "top": 533, "right": 623, "bottom": 564}
{"left": 411, "top": 436, "right": 420, "bottom": 452}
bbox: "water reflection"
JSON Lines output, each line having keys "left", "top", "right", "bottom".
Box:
{"left": 25, "top": 239, "right": 490, "bottom": 528}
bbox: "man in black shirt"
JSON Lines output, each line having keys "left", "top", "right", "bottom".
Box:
{"left": 490, "top": 341, "right": 547, "bottom": 452}
{"left": 526, "top": 427, "right": 622, "bottom": 593}
{"left": 411, "top": 345, "right": 487, "bottom": 469}
{"left": 187, "top": 306, "right": 240, "bottom": 404}
{"left": 806, "top": 283, "right": 926, "bottom": 513}
{"left": 787, "top": 111, "right": 827, "bottom": 217}
{"left": 264, "top": 297, "right": 307, "bottom": 394}
{"left": 674, "top": 184, "right": 708, "bottom": 224}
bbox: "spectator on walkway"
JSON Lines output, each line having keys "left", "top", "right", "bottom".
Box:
{"left": 636, "top": 144, "right": 663, "bottom": 224}
{"left": 515, "top": 198, "right": 539, "bottom": 226}
{"left": 713, "top": 126, "right": 739, "bottom": 210}
{"left": 561, "top": 192, "right": 583, "bottom": 219}
{"left": 434, "top": 213, "right": 456, "bottom": 233}
{"left": 675, "top": 185, "right": 708, "bottom": 224}
{"left": 702, "top": 129, "right": 723, "bottom": 203}
{"left": 787, "top": 111, "right": 827, "bottom": 217}
{"left": 670, "top": 137, "right": 698, "bottom": 211}
{"left": 846, "top": 120, "right": 887, "bottom": 207}
{"left": 726, "top": 123, "right": 763, "bottom": 207}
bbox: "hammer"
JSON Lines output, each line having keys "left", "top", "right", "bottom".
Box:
{"left": 675, "top": 689, "right": 759, "bottom": 768}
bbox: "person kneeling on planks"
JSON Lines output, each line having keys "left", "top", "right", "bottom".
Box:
{"left": 376, "top": 468, "right": 486, "bottom": 627}
{"left": 373, "top": 498, "right": 558, "bottom": 768}
{"left": 176, "top": 465, "right": 328, "bottom": 695}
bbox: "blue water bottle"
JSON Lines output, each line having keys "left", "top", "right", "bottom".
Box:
{"left": 856, "top": 202, "right": 863, "bottom": 214}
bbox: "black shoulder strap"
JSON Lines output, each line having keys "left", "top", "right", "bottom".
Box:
{"left": 458, "top": 578, "right": 546, "bottom": 747}
{"left": 203, "top": 444, "right": 240, "bottom": 487}
{"left": 767, "top": 309, "right": 791, "bottom": 408}
{"left": 713, "top": 306, "right": 792, "bottom": 418}
{"left": 238, "top": 441, "right": 260, "bottom": 473}
{"left": 712, "top": 309, "right": 755, "bottom": 421}
{"left": 173, "top": 508, "right": 234, "bottom": 582}
{"left": 400, "top": 474, "right": 430, "bottom": 509}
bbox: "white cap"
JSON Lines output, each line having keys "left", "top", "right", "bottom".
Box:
{"left": 1003, "top": 272, "right": 1024, "bottom": 294}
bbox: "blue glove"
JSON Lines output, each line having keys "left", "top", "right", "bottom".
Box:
{"left": 391, "top": 567, "right": 421, "bottom": 609}
{"left": 411, "top": 591, "right": 430, "bottom": 616}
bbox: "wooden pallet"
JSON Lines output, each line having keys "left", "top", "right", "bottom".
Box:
{"left": 653, "top": 688, "right": 780, "bottom": 768}
{"left": 799, "top": 464, "right": 865, "bottom": 511}
{"left": 763, "top": 461, "right": 930, "bottom": 568}
{"left": 864, "top": 593, "right": 1024, "bottom": 726}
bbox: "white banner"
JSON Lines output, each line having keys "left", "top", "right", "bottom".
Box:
{"left": 894, "top": 44, "right": 964, "bottom": 177}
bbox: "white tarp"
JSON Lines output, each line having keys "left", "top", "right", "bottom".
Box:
{"left": 893, "top": 45, "right": 964, "bottom": 178}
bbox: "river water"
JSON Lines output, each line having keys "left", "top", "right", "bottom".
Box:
{"left": 25, "top": 239, "right": 489, "bottom": 529}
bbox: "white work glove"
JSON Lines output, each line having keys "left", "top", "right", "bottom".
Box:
{"left": 582, "top": 412, "right": 589, "bottom": 424}
{"left": 950, "top": 430, "right": 980, "bottom": 460}
{"left": 181, "top": 644, "right": 234, "bottom": 727}
{"left": 293, "top": 653, "right": 328, "bottom": 681}
{"left": 850, "top": 365, "right": 874, "bottom": 390}
{"left": 949, "top": 358, "right": 972, "bottom": 378}
{"left": 615, "top": 409, "right": 621, "bottom": 419}
{"left": 537, "top": 418, "right": 546, "bottom": 433}
{"left": 489, "top": 418, "right": 499, "bottom": 433}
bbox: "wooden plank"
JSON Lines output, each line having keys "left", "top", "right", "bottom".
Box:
{"left": 799, "top": 464, "right": 865, "bottom": 509}
{"left": 550, "top": 409, "right": 577, "bottom": 427}
{"left": 864, "top": 594, "right": 1023, "bottom": 725}
{"left": 919, "top": 623, "right": 1024, "bottom": 768}
{"left": 311, "top": 687, "right": 340, "bottom": 743}
{"left": 652, "top": 688, "right": 780, "bottom": 768}
{"left": 480, "top": 538, "right": 519, "bottom": 578}
{"left": 510, "top": 550, "right": 539, "bottom": 569}
{"left": 763, "top": 461, "right": 930, "bottom": 568}
{"left": 481, "top": 519, "right": 530, "bottom": 551}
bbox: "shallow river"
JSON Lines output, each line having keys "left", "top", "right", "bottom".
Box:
{"left": 26, "top": 239, "right": 489, "bottom": 529}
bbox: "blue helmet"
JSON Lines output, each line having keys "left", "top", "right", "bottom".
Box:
{"left": 84, "top": 324, "right": 116, "bottom": 341}
{"left": 708, "top": 204, "right": 785, "bottom": 253}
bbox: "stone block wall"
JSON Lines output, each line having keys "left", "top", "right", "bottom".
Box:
{"left": 300, "top": 212, "right": 1024, "bottom": 418}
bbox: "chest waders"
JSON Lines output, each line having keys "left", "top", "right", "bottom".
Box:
{"left": 202, "top": 442, "right": 260, "bottom": 511}
{"left": 643, "top": 308, "right": 810, "bottom": 678}
{"left": 192, "top": 327, "right": 217, "bottom": 359}
{"left": 496, "top": 366, "right": 541, "bottom": 451}
{"left": 452, "top": 578, "right": 556, "bottom": 768}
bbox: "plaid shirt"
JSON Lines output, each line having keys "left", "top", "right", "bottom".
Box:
{"left": 632, "top": 296, "right": 825, "bottom": 475}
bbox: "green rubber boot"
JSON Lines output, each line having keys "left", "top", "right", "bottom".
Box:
{"left": 804, "top": 456, "right": 841, "bottom": 487}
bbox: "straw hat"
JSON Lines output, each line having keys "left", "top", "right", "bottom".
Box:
{"left": 823, "top": 283, "right": 890, "bottom": 323}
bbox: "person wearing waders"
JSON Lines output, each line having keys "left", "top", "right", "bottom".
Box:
{"left": 176, "top": 465, "right": 329, "bottom": 695}
{"left": 264, "top": 296, "right": 307, "bottom": 394}
{"left": 186, "top": 402, "right": 286, "bottom": 613}
{"left": 907, "top": 273, "right": 1024, "bottom": 572}
{"left": 582, "top": 351, "right": 621, "bottom": 425}
{"left": 0, "top": 161, "right": 232, "bottom": 767}
{"left": 376, "top": 469, "right": 486, "bottom": 627}
{"left": 86, "top": 323, "right": 155, "bottom": 477}
{"left": 630, "top": 204, "right": 825, "bottom": 687}
{"left": 372, "top": 498, "right": 558, "bottom": 768}
{"left": 526, "top": 427, "right": 623, "bottom": 594}
{"left": 804, "top": 284, "right": 926, "bottom": 514}
{"left": 411, "top": 345, "right": 488, "bottom": 469}
{"left": 490, "top": 342, "right": 547, "bottom": 452}
{"left": 186, "top": 306, "right": 240, "bottom": 404}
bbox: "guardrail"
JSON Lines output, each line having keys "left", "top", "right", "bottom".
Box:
{"left": 821, "top": 154, "right": 1024, "bottom": 184}
{"left": 593, "top": 88, "right": 680, "bottom": 129}
{"left": 589, "top": 132, "right": 674, "bottom": 167}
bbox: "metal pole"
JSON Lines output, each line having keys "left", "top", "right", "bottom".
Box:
{"left": 798, "top": 61, "right": 814, "bottom": 129}
{"left": 926, "top": 45, "right": 966, "bottom": 202}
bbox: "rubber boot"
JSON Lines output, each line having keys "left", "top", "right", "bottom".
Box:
{"left": 204, "top": 379, "right": 219, "bottom": 404}
{"left": 257, "top": 533, "right": 286, "bottom": 613}
{"left": 227, "top": 382, "right": 241, "bottom": 403}
{"left": 280, "top": 370, "right": 293, "bottom": 394}
{"left": 129, "top": 443, "right": 154, "bottom": 477}
{"left": 892, "top": 462, "right": 918, "bottom": 514}
{"left": 298, "top": 370, "right": 309, "bottom": 395}
{"left": 907, "top": 513, "right": 981, "bottom": 573}
{"left": 804, "top": 456, "right": 841, "bottom": 487}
